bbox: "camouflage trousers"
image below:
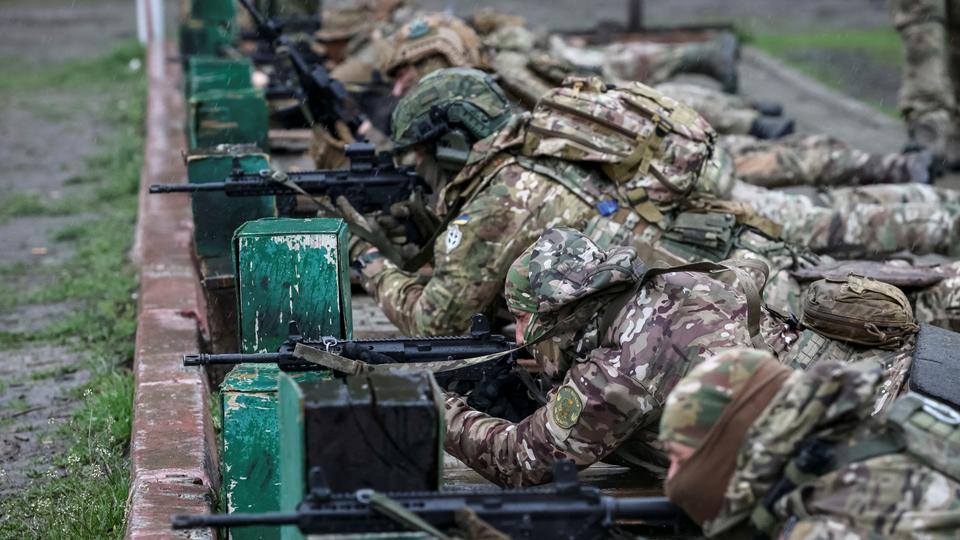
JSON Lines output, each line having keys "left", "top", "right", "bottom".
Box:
{"left": 657, "top": 82, "right": 758, "bottom": 135}
{"left": 721, "top": 134, "right": 923, "bottom": 188}
{"left": 547, "top": 35, "right": 697, "bottom": 86}
{"left": 493, "top": 52, "right": 758, "bottom": 136}
{"left": 731, "top": 180, "right": 960, "bottom": 257}
{"left": 892, "top": 0, "right": 959, "bottom": 129}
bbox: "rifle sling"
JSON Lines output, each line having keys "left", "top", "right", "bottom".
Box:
{"left": 365, "top": 491, "right": 453, "bottom": 540}
{"left": 270, "top": 171, "right": 409, "bottom": 264}
{"left": 291, "top": 342, "right": 522, "bottom": 375}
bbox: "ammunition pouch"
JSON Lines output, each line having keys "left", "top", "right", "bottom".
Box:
{"left": 661, "top": 211, "right": 737, "bottom": 262}
{"left": 799, "top": 275, "right": 919, "bottom": 350}
{"left": 887, "top": 392, "right": 960, "bottom": 479}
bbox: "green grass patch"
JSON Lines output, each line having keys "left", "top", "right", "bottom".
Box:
{"left": 0, "top": 39, "right": 145, "bottom": 539}
{"left": 746, "top": 27, "right": 903, "bottom": 117}
{"left": 747, "top": 27, "right": 903, "bottom": 66}
{"left": 0, "top": 41, "right": 144, "bottom": 95}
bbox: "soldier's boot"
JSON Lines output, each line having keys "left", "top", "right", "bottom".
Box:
{"left": 748, "top": 116, "right": 795, "bottom": 139}
{"left": 750, "top": 100, "right": 783, "bottom": 117}
{"left": 907, "top": 109, "right": 954, "bottom": 162}
{"left": 858, "top": 148, "right": 935, "bottom": 185}
{"left": 678, "top": 33, "right": 739, "bottom": 93}
{"left": 945, "top": 123, "right": 960, "bottom": 172}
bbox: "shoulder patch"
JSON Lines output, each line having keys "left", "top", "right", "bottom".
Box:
{"left": 452, "top": 214, "right": 471, "bottom": 225}
{"left": 445, "top": 224, "right": 463, "bottom": 253}
{"left": 553, "top": 385, "right": 583, "bottom": 429}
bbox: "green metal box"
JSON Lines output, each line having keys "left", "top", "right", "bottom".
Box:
{"left": 222, "top": 365, "right": 330, "bottom": 540}
{"left": 190, "top": 0, "right": 236, "bottom": 22}
{"left": 179, "top": 19, "right": 233, "bottom": 58}
{"left": 188, "top": 88, "right": 269, "bottom": 151}
{"left": 222, "top": 217, "right": 352, "bottom": 540}
{"left": 186, "top": 57, "right": 254, "bottom": 96}
{"left": 186, "top": 145, "right": 276, "bottom": 261}
{"left": 233, "top": 218, "right": 352, "bottom": 353}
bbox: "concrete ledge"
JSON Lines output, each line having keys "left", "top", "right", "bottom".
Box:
{"left": 125, "top": 41, "right": 218, "bottom": 539}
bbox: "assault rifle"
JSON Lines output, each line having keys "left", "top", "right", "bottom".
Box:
{"left": 184, "top": 314, "right": 537, "bottom": 420}
{"left": 172, "top": 460, "right": 689, "bottom": 539}
{"left": 150, "top": 142, "right": 429, "bottom": 226}
{"left": 237, "top": 0, "right": 364, "bottom": 135}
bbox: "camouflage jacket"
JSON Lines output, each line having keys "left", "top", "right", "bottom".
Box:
{"left": 360, "top": 120, "right": 600, "bottom": 336}
{"left": 360, "top": 116, "right": 815, "bottom": 335}
{"left": 444, "top": 269, "right": 756, "bottom": 487}
{"left": 703, "top": 361, "right": 960, "bottom": 539}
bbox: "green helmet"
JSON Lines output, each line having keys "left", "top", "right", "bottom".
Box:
{"left": 391, "top": 67, "right": 512, "bottom": 166}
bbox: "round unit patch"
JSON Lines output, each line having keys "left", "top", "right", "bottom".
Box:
{"left": 553, "top": 385, "right": 583, "bottom": 429}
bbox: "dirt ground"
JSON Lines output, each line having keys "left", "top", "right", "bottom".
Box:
{"left": 0, "top": 0, "right": 136, "bottom": 496}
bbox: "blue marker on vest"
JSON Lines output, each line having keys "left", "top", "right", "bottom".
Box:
{"left": 597, "top": 200, "right": 619, "bottom": 217}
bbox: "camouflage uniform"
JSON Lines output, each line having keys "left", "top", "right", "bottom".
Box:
{"left": 892, "top": 0, "right": 960, "bottom": 158}
{"left": 361, "top": 119, "right": 599, "bottom": 336}
{"left": 727, "top": 175, "right": 960, "bottom": 257}
{"left": 721, "top": 133, "right": 934, "bottom": 188}
{"left": 482, "top": 25, "right": 759, "bottom": 135}
{"left": 659, "top": 349, "right": 960, "bottom": 538}
{"left": 444, "top": 228, "right": 758, "bottom": 487}
{"left": 546, "top": 32, "right": 740, "bottom": 93}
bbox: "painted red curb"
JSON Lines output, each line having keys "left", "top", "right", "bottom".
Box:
{"left": 125, "top": 42, "right": 219, "bottom": 539}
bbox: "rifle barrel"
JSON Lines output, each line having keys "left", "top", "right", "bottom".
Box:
{"left": 149, "top": 183, "right": 225, "bottom": 194}
{"left": 171, "top": 511, "right": 300, "bottom": 529}
{"left": 182, "top": 353, "right": 281, "bottom": 366}
{"left": 609, "top": 496, "right": 682, "bottom": 523}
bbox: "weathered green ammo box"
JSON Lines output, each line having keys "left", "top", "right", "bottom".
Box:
{"left": 186, "top": 145, "right": 276, "bottom": 261}
{"left": 190, "top": 0, "right": 237, "bottom": 22}
{"left": 179, "top": 18, "right": 234, "bottom": 58}
{"left": 221, "top": 218, "right": 352, "bottom": 540}
{"left": 188, "top": 88, "right": 269, "bottom": 151}
{"left": 186, "top": 146, "right": 275, "bottom": 352}
{"left": 233, "top": 218, "right": 352, "bottom": 352}
{"left": 186, "top": 57, "right": 254, "bottom": 96}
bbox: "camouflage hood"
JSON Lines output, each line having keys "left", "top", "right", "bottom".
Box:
{"left": 702, "top": 359, "right": 884, "bottom": 536}
{"left": 504, "top": 227, "right": 644, "bottom": 318}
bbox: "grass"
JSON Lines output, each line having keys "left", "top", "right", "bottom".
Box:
{"left": 745, "top": 26, "right": 903, "bottom": 117}
{"left": 0, "top": 39, "right": 145, "bottom": 539}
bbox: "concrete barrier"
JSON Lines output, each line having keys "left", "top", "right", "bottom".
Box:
{"left": 125, "top": 41, "right": 218, "bottom": 540}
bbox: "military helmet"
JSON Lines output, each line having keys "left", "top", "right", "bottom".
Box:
{"left": 391, "top": 67, "right": 512, "bottom": 156}
{"left": 382, "top": 13, "right": 484, "bottom": 76}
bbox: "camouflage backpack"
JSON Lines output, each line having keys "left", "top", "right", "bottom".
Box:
{"left": 523, "top": 76, "right": 717, "bottom": 222}
{"left": 800, "top": 275, "right": 919, "bottom": 350}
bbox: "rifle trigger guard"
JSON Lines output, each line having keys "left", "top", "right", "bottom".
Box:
{"left": 355, "top": 489, "right": 374, "bottom": 504}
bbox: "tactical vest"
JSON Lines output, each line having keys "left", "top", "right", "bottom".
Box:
{"left": 441, "top": 113, "right": 785, "bottom": 273}
{"left": 750, "top": 391, "right": 960, "bottom": 538}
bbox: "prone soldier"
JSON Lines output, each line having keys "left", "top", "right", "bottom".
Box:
{"left": 443, "top": 227, "right": 765, "bottom": 486}
{"left": 659, "top": 348, "right": 960, "bottom": 538}
{"left": 358, "top": 68, "right": 960, "bottom": 338}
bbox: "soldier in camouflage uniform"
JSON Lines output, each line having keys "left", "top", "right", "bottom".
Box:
{"left": 443, "top": 227, "right": 760, "bottom": 486}
{"left": 388, "top": 14, "right": 936, "bottom": 187}
{"left": 546, "top": 30, "right": 741, "bottom": 93}
{"left": 659, "top": 348, "right": 960, "bottom": 538}
{"left": 892, "top": 0, "right": 960, "bottom": 166}
{"left": 359, "top": 69, "right": 960, "bottom": 337}
{"left": 357, "top": 68, "right": 600, "bottom": 336}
